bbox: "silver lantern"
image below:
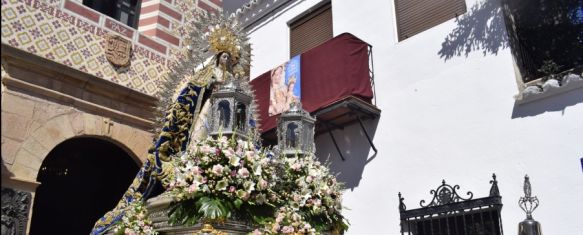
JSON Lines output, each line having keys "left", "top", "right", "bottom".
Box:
{"left": 277, "top": 102, "right": 316, "bottom": 157}
{"left": 209, "top": 80, "right": 252, "bottom": 140}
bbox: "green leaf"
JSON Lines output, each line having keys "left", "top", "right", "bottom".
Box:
{"left": 234, "top": 198, "right": 243, "bottom": 209}
{"left": 168, "top": 199, "right": 200, "bottom": 226}
{"left": 252, "top": 214, "right": 275, "bottom": 225}
{"left": 196, "top": 197, "right": 229, "bottom": 220}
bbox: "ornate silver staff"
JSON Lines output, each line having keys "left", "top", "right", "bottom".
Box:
{"left": 518, "top": 175, "right": 542, "bottom": 235}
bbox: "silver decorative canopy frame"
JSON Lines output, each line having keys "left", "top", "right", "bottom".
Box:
{"left": 209, "top": 79, "right": 253, "bottom": 141}
{"left": 277, "top": 102, "right": 316, "bottom": 157}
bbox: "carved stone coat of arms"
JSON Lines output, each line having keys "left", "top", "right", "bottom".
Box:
{"left": 105, "top": 34, "right": 132, "bottom": 67}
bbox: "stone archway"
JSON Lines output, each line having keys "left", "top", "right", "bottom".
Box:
{"left": 8, "top": 110, "right": 152, "bottom": 183}
{"left": 28, "top": 137, "right": 139, "bottom": 234}
{"left": 2, "top": 88, "right": 154, "bottom": 233}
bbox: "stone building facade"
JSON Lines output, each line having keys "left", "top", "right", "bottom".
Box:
{"left": 1, "top": 0, "right": 222, "bottom": 233}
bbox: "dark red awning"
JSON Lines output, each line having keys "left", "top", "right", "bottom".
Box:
{"left": 250, "top": 33, "right": 374, "bottom": 133}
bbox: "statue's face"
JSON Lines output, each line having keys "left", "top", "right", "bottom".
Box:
{"left": 219, "top": 53, "right": 230, "bottom": 66}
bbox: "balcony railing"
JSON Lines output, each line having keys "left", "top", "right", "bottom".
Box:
{"left": 250, "top": 33, "right": 380, "bottom": 150}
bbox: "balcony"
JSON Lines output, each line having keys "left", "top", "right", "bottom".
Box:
{"left": 250, "top": 33, "right": 380, "bottom": 155}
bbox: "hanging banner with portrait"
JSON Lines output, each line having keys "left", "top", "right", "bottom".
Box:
{"left": 269, "top": 55, "right": 301, "bottom": 116}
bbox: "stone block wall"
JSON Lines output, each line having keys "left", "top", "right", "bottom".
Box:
{"left": 1, "top": 81, "right": 153, "bottom": 184}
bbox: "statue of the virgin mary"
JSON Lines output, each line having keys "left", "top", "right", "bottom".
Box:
{"left": 90, "top": 14, "right": 251, "bottom": 235}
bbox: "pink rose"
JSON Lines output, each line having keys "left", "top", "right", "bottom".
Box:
{"left": 201, "top": 145, "right": 214, "bottom": 154}
{"left": 229, "top": 186, "right": 236, "bottom": 193}
{"left": 293, "top": 194, "right": 301, "bottom": 202}
{"left": 125, "top": 229, "right": 137, "bottom": 235}
{"left": 188, "top": 184, "right": 198, "bottom": 193}
{"left": 313, "top": 199, "right": 321, "bottom": 207}
{"left": 281, "top": 226, "right": 294, "bottom": 234}
{"left": 271, "top": 224, "right": 280, "bottom": 232}
{"left": 223, "top": 148, "right": 235, "bottom": 158}
{"left": 212, "top": 164, "right": 224, "bottom": 175}
{"left": 291, "top": 162, "right": 302, "bottom": 171}
{"left": 275, "top": 214, "right": 284, "bottom": 223}
{"left": 258, "top": 179, "right": 268, "bottom": 190}
{"left": 245, "top": 151, "right": 255, "bottom": 160}
{"left": 192, "top": 166, "right": 202, "bottom": 175}
{"left": 218, "top": 136, "right": 228, "bottom": 146}
{"left": 238, "top": 168, "right": 250, "bottom": 178}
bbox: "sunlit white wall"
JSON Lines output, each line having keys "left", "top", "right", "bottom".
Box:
{"left": 245, "top": 0, "right": 583, "bottom": 234}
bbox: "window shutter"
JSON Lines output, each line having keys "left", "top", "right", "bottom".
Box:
{"left": 395, "top": 0, "right": 466, "bottom": 41}
{"left": 290, "top": 3, "right": 333, "bottom": 57}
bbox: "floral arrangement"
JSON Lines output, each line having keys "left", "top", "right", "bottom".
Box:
{"left": 252, "top": 206, "right": 316, "bottom": 234}
{"left": 113, "top": 198, "right": 157, "bottom": 235}
{"left": 166, "top": 135, "right": 279, "bottom": 225}
{"left": 163, "top": 134, "right": 348, "bottom": 234}
{"left": 271, "top": 155, "right": 347, "bottom": 233}
{"left": 245, "top": 154, "right": 347, "bottom": 234}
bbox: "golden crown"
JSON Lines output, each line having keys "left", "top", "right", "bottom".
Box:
{"left": 208, "top": 24, "right": 240, "bottom": 58}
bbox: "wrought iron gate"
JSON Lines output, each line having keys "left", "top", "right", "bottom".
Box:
{"left": 398, "top": 174, "right": 503, "bottom": 235}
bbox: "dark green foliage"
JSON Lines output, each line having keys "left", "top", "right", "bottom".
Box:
{"left": 168, "top": 196, "right": 277, "bottom": 227}
{"left": 168, "top": 199, "right": 201, "bottom": 226}
{"left": 196, "top": 197, "right": 233, "bottom": 220}
{"left": 538, "top": 60, "right": 562, "bottom": 81}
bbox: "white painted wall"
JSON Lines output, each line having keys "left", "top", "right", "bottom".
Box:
{"left": 246, "top": 0, "right": 583, "bottom": 234}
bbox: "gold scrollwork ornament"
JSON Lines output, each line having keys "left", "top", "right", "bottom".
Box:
{"left": 193, "top": 223, "right": 226, "bottom": 235}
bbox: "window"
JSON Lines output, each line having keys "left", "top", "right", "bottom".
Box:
{"left": 502, "top": 0, "right": 583, "bottom": 82}
{"left": 83, "top": 0, "right": 141, "bottom": 28}
{"left": 394, "top": 0, "right": 466, "bottom": 41}
{"left": 289, "top": 2, "right": 333, "bottom": 57}
{"left": 398, "top": 175, "right": 503, "bottom": 235}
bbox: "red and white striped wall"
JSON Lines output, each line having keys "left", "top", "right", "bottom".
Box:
{"left": 61, "top": 0, "right": 222, "bottom": 56}
{"left": 138, "top": 0, "right": 223, "bottom": 47}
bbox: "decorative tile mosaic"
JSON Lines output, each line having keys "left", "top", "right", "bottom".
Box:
{"left": 1, "top": 0, "right": 170, "bottom": 96}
